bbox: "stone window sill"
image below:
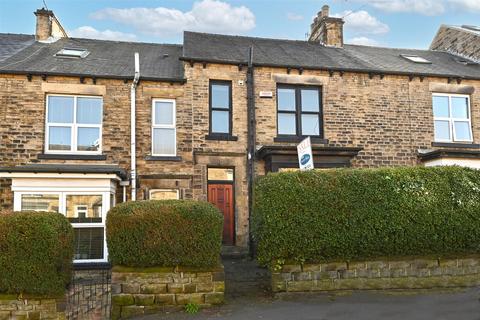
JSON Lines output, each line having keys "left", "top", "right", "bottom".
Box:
{"left": 274, "top": 136, "right": 329, "bottom": 144}
{"left": 37, "top": 153, "right": 107, "bottom": 160}
{"left": 205, "top": 134, "right": 238, "bottom": 141}
{"left": 145, "top": 156, "right": 183, "bottom": 161}
{"left": 431, "top": 142, "right": 480, "bottom": 149}
{"left": 73, "top": 262, "right": 111, "bottom": 270}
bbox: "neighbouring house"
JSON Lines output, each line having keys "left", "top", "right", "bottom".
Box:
{"left": 431, "top": 24, "right": 480, "bottom": 62}
{"left": 0, "top": 5, "right": 479, "bottom": 266}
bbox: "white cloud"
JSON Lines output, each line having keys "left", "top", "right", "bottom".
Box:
{"left": 347, "top": 36, "right": 380, "bottom": 46}
{"left": 348, "top": 0, "right": 445, "bottom": 15}
{"left": 447, "top": 0, "right": 480, "bottom": 12}
{"left": 334, "top": 10, "right": 389, "bottom": 35}
{"left": 287, "top": 12, "right": 304, "bottom": 21}
{"left": 69, "top": 26, "right": 137, "bottom": 41}
{"left": 91, "top": 0, "right": 255, "bottom": 37}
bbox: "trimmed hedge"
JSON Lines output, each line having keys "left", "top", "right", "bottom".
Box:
{"left": 253, "top": 166, "right": 480, "bottom": 268}
{"left": 0, "top": 211, "right": 74, "bottom": 295}
{"left": 106, "top": 200, "right": 223, "bottom": 268}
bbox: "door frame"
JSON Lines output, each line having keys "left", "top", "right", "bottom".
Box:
{"left": 207, "top": 166, "right": 236, "bottom": 246}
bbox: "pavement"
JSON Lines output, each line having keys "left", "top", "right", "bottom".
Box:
{"left": 133, "top": 258, "right": 480, "bottom": 320}
{"left": 134, "top": 288, "right": 480, "bottom": 320}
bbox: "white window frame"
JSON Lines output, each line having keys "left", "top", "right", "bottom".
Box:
{"left": 151, "top": 98, "right": 176, "bottom": 156}
{"left": 149, "top": 189, "right": 180, "bottom": 200}
{"left": 15, "top": 192, "right": 61, "bottom": 213}
{"left": 45, "top": 94, "right": 103, "bottom": 155}
{"left": 433, "top": 93, "right": 473, "bottom": 143}
{"left": 14, "top": 190, "right": 111, "bottom": 264}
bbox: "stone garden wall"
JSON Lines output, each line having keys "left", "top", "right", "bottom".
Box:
{"left": 0, "top": 268, "right": 112, "bottom": 320}
{"left": 0, "top": 295, "right": 64, "bottom": 320}
{"left": 272, "top": 257, "right": 480, "bottom": 293}
{"left": 111, "top": 265, "right": 225, "bottom": 319}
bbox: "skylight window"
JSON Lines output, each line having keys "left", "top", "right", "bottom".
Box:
{"left": 55, "top": 48, "right": 89, "bottom": 58}
{"left": 400, "top": 54, "right": 431, "bottom": 64}
{"left": 462, "top": 25, "right": 480, "bottom": 33}
{"left": 455, "top": 57, "right": 477, "bottom": 65}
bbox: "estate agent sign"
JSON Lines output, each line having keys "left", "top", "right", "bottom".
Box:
{"left": 297, "top": 137, "right": 314, "bottom": 171}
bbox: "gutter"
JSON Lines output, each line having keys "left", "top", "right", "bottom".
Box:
{"left": 131, "top": 52, "right": 140, "bottom": 201}
{"left": 246, "top": 46, "right": 256, "bottom": 256}
{"left": 0, "top": 69, "right": 186, "bottom": 83}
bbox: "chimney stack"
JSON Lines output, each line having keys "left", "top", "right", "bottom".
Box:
{"left": 34, "top": 8, "right": 68, "bottom": 42}
{"left": 308, "top": 5, "right": 344, "bottom": 48}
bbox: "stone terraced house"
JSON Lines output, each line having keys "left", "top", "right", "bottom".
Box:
{"left": 0, "top": 6, "right": 479, "bottom": 266}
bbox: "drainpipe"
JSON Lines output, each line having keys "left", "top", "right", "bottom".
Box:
{"left": 246, "top": 46, "right": 256, "bottom": 257}
{"left": 130, "top": 52, "right": 140, "bottom": 201}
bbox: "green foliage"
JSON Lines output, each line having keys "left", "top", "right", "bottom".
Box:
{"left": 253, "top": 166, "right": 480, "bottom": 268}
{"left": 185, "top": 302, "right": 200, "bottom": 314}
{"left": 107, "top": 200, "right": 223, "bottom": 268}
{"left": 0, "top": 211, "right": 74, "bottom": 295}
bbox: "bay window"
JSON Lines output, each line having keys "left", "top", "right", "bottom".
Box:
{"left": 15, "top": 191, "right": 111, "bottom": 263}
{"left": 45, "top": 95, "right": 103, "bottom": 153}
{"left": 433, "top": 94, "right": 472, "bottom": 142}
{"left": 152, "top": 99, "right": 176, "bottom": 156}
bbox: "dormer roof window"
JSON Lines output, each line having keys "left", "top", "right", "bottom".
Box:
{"left": 55, "top": 48, "right": 89, "bottom": 58}
{"left": 400, "top": 54, "right": 431, "bottom": 64}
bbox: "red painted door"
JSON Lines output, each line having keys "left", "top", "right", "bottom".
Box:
{"left": 208, "top": 184, "right": 234, "bottom": 245}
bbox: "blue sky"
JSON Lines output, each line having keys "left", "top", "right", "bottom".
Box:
{"left": 1, "top": 0, "right": 479, "bottom": 49}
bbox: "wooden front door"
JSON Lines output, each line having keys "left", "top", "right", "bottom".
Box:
{"left": 208, "top": 184, "right": 234, "bottom": 245}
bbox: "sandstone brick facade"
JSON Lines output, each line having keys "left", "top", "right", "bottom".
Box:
{"left": 1, "top": 60, "right": 480, "bottom": 249}
{"left": 254, "top": 67, "right": 480, "bottom": 171}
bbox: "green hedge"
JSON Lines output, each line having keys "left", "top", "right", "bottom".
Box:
{"left": 0, "top": 211, "right": 74, "bottom": 295}
{"left": 106, "top": 200, "right": 223, "bottom": 268}
{"left": 253, "top": 166, "right": 480, "bottom": 268}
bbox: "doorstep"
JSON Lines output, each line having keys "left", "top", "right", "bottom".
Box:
{"left": 221, "top": 246, "right": 249, "bottom": 259}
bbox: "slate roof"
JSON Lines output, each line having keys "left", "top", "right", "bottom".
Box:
{"left": 0, "top": 164, "right": 127, "bottom": 179}
{"left": 0, "top": 36, "right": 185, "bottom": 81}
{"left": 1, "top": 31, "right": 479, "bottom": 80}
{"left": 0, "top": 33, "right": 35, "bottom": 62}
{"left": 183, "top": 31, "right": 480, "bottom": 79}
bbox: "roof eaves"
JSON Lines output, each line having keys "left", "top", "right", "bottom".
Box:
{"left": 182, "top": 56, "right": 480, "bottom": 80}
{"left": 0, "top": 69, "right": 187, "bottom": 83}
{"left": 251, "top": 62, "right": 480, "bottom": 81}
{"left": 180, "top": 56, "right": 248, "bottom": 65}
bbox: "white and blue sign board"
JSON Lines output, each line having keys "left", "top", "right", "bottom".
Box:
{"left": 297, "top": 136, "right": 314, "bottom": 171}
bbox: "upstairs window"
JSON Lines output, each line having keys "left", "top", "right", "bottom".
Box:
{"left": 46, "top": 95, "right": 103, "bottom": 154}
{"left": 209, "top": 81, "right": 232, "bottom": 136}
{"left": 277, "top": 85, "right": 323, "bottom": 137}
{"left": 152, "top": 99, "right": 176, "bottom": 156}
{"left": 433, "top": 94, "right": 472, "bottom": 142}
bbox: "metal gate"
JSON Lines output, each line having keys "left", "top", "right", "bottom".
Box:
{"left": 65, "top": 266, "right": 112, "bottom": 319}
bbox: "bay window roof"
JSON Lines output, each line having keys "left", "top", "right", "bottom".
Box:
{"left": 0, "top": 164, "right": 127, "bottom": 180}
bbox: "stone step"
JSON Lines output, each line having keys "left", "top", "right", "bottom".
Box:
{"left": 221, "top": 246, "right": 250, "bottom": 259}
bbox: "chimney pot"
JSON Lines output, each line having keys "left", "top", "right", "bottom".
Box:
{"left": 308, "top": 4, "right": 344, "bottom": 47}
{"left": 34, "top": 8, "right": 54, "bottom": 41}
{"left": 321, "top": 5, "right": 330, "bottom": 18}
{"left": 34, "top": 8, "right": 68, "bottom": 41}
